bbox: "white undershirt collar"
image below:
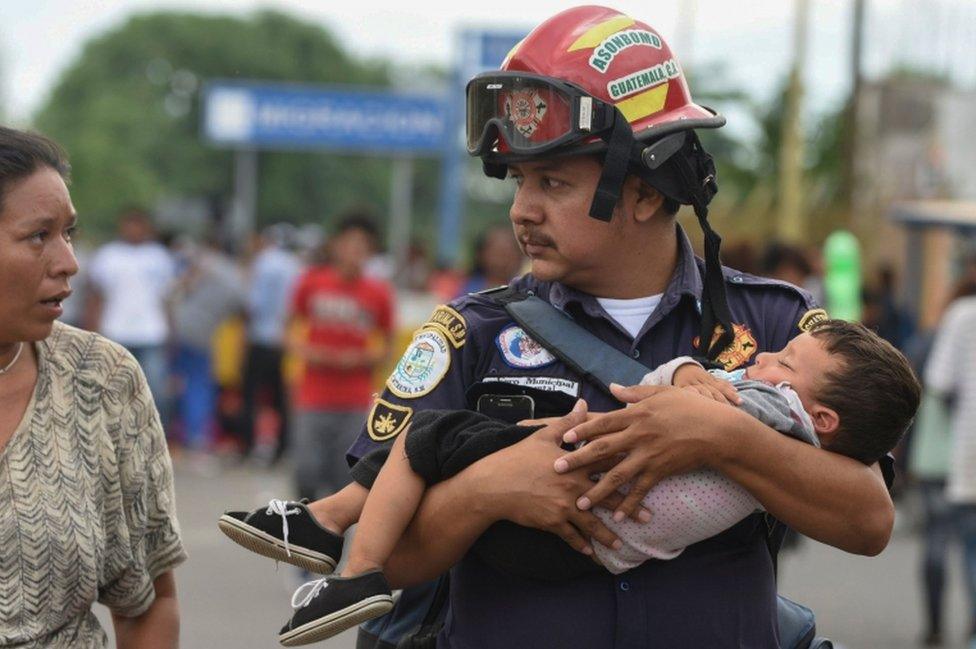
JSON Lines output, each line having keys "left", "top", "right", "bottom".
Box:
{"left": 596, "top": 294, "right": 663, "bottom": 339}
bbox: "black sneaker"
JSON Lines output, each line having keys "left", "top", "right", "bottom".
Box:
{"left": 217, "top": 499, "right": 343, "bottom": 574}
{"left": 279, "top": 571, "right": 394, "bottom": 646}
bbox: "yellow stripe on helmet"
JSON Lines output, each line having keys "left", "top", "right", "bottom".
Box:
{"left": 502, "top": 38, "right": 525, "bottom": 67}
{"left": 567, "top": 15, "right": 636, "bottom": 52}
{"left": 616, "top": 83, "right": 670, "bottom": 122}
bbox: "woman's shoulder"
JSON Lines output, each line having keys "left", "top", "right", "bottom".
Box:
{"left": 42, "top": 322, "right": 141, "bottom": 390}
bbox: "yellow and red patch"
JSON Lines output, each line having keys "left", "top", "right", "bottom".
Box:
{"left": 692, "top": 323, "right": 758, "bottom": 371}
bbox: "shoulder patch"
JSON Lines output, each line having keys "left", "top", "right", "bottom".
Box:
{"left": 422, "top": 305, "right": 466, "bottom": 348}
{"left": 798, "top": 308, "right": 829, "bottom": 333}
{"left": 387, "top": 329, "right": 452, "bottom": 399}
{"left": 367, "top": 399, "right": 413, "bottom": 442}
{"left": 496, "top": 324, "right": 557, "bottom": 369}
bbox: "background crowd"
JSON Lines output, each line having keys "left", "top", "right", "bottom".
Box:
{"left": 59, "top": 210, "right": 527, "bottom": 472}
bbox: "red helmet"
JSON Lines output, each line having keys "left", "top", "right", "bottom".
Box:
{"left": 467, "top": 6, "right": 723, "bottom": 163}
{"left": 502, "top": 5, "right": 722, "bottom": 141}
{"left": 466, "top": 6, "right": 735, "bottom": 362}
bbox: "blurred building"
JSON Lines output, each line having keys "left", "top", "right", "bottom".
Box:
{"left": 852, "top": 78, "right": 976, "bottom": 323}
{"left": 889, "top": 201, "right": 976, "bottom": 329}
{"left": 855, "top": 78, "right": 975, "bottom": 208}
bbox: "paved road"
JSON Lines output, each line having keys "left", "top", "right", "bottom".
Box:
{"left": 96, "top": 460, "right": 973, "bottom": 649}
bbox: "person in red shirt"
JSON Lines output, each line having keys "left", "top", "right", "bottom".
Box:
{"left": 288, "top": 215, "right": 394, "bottom": 502}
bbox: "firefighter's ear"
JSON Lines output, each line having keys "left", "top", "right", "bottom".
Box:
{"left": 631, "top": 179, "right": 664, "bottom": 224}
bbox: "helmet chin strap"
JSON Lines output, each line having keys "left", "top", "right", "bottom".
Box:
{"left": 668, "top": 135, "right": 734, "bottom": 362}
{"left": 592, "top": 125, "right": 733, "bottom": 364}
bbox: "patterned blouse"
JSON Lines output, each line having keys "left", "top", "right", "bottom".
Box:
{"left": 0, "top": 322, "right": 186, "bottom": 647}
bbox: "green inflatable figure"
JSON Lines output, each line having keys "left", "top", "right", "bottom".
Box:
{"left": 824, "top": 230, "right": 862, "bottom": 322}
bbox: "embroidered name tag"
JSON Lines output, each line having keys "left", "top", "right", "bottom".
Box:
{"left": 482, "top": 376, "right": 580, "bottom": 397}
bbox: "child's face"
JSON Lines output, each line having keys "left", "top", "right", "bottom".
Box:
{"left": 744, "top": 333, "right": 839, "bottom": 413}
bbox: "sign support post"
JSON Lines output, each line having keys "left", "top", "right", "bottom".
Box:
{"left": 230, "top": 148, "right": 257, "bottom": 253}
{"left": 389, "top": 156, "right": 415, "bottom": 283}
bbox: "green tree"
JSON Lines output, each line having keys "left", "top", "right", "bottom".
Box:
{"left": 697, "top": 74, "right": 850, "bottom": 242}
{"left": 34, "top": 11, "right": 431, "bottom": 238}
{"left": 688, "top": 62, "right": 761, "bottom": 203}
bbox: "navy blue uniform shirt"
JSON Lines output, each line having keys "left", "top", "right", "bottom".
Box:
{"left": 349, "top": 226, "right": 826, "bottom": 649}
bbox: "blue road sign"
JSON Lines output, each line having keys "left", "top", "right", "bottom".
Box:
{"left": 203, "top": 82, "right": 449, "bottom": 154}
{"left": 477, "top": 32, "right": 523, "bottom": 70}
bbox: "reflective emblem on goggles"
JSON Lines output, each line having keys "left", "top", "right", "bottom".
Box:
{"left": 505, "top": 89, "right": 548, "bottom": 138}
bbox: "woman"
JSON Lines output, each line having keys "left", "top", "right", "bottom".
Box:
{"left": 0, "top": 127, "right": 184, "bottom": 647}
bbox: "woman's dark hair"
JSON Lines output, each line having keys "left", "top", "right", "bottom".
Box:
{"left": 0, "top": 127, "right": 71, "bottom": 214}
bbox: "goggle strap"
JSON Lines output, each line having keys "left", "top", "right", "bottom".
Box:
{"left": 589, "top": 111, "right": 635, "bottom": 222}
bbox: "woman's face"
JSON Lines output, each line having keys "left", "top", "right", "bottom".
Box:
{"left": 0, "top": 167, "right": 78, "bottom": 344}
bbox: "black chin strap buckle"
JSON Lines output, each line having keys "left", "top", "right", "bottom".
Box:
{"left": 641, "top": 131, "right": 687, "bottom": 170}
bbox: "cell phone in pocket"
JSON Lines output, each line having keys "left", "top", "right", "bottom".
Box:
{"left": 476, "top": 394, "right": 536, "bottom": 423}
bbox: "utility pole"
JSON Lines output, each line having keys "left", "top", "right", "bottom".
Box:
{"left": 842, "top": 0, "right": 866, "bottom": 217}
{"left": 674, "top": 0, "right": 699, "bottom": 75}
{"left": 0, "top": 49, "right": 6, "bottom": 124}
{"left": 777, "top": 0, "right": 810, "bottom": 242}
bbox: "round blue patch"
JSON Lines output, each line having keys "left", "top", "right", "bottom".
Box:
{"left": 496, "top": 325, "right": 556, "bottom": 369}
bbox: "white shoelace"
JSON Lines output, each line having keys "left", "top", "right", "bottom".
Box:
{"left": 291, "top": 577, "right": 328, "bottom": 609}
{"left": 266, "top": 499, "right": 301, "bottom": 557}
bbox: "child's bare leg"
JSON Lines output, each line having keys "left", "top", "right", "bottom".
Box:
{"left": 307, "top": 482, "right": 368, "bottom": 535}
{"left": 342, "top": 430, "right": 425, "bottom": 577}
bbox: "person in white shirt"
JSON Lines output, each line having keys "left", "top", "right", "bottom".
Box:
{"left": 86, "top": 209, "right": 176, "bottom": 424}
{"left": 240, "top": 224, "right": 303, "bottom": 460}
{"left": 925, "top": 291, "right": 976, "bottom": 648}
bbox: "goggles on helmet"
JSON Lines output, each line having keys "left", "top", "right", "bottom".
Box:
{"left": 466, "top": 71, "right": 617, "bottom": 159}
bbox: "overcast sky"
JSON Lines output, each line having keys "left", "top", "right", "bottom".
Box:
{"left": 2, "top": 0, "right": 972, "bottom": 126}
